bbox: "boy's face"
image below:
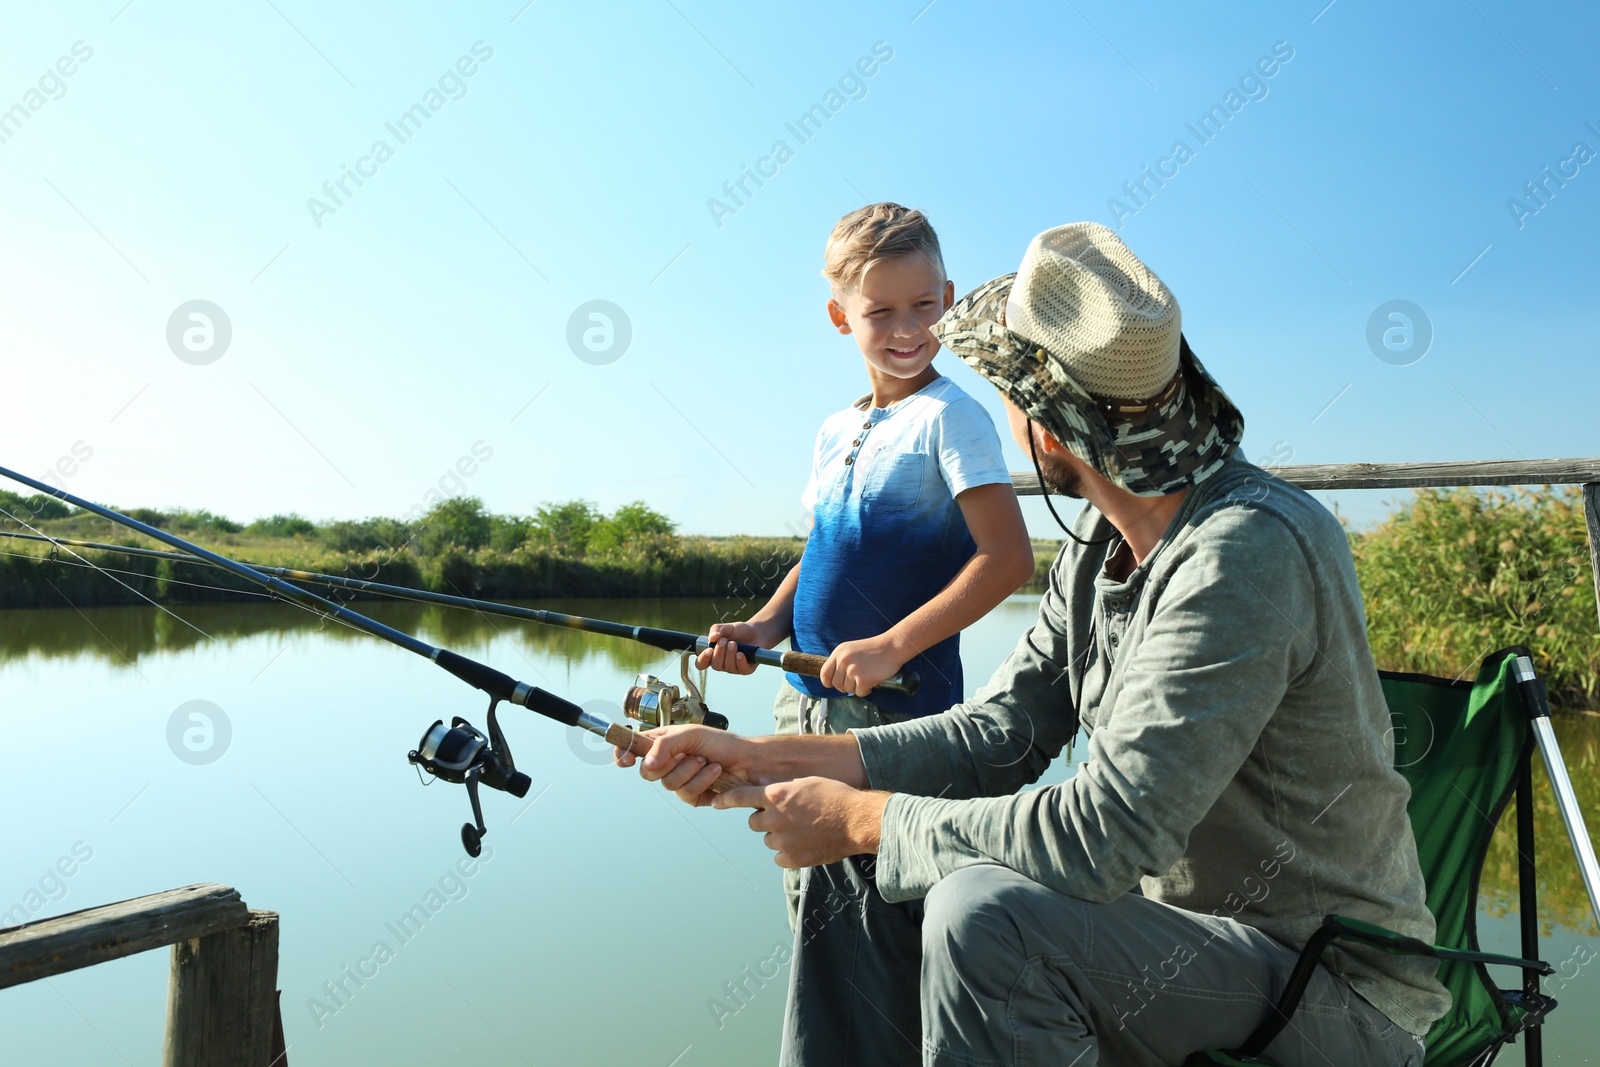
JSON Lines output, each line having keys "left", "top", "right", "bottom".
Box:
{"left": 827, "top": 253, "right": 955, "bottom": 389}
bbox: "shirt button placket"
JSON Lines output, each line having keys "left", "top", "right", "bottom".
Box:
{"left": 846, "top": 418, "right": 871, "bottom": 468}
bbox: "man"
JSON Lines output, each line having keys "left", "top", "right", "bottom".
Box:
{"left": 620, "top": 223, "right": 1447, "bottom": 1066}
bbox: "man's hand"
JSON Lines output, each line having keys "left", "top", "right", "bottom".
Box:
{"left": 614, "top": 724, "right": 760, "bottom": 806}
{"left": 713, "top": 777, "right": 890, "bottom": 867}
{"left": 696, "top": 620, "right": 783, "bottom": 676}
{"left": 821, "top": 633, "right": 910, "bottom": 697}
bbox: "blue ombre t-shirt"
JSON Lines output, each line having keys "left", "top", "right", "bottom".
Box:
{"left": 788, "top": 376, "right": 1011, "bottom": 717}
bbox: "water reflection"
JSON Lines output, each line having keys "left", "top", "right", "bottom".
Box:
{"left": 1482, "top": 714, "right": 1600, "bottom": 937}
{"left": 0, "top": 597, "right": 729, "bottom": 679}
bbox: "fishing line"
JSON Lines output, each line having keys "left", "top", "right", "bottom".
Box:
{"left": 1026, "top": 424, "right": 1116, "bottom": 547}
{"left": 0, "top": 506, "right": 219, "bottom": 642}
{"left": 6, "top": 543, "right": 584, "bottom": 680}
{"left": 0, "top": 550, "right": 283, "bottom": 602}
{"left": 1, "top": 548, "right": 416, "bottom": 651}
{"left": 0, "top": 545, "right": 394, "bottom": 652}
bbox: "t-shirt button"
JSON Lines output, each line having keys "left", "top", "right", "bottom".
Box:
{"left": 844, "top": 456, "right": 854, "bottom": 466}
{"left": 862, "top": 422, "right": 872, "bottom": 430}
{"left": 852, "top": 439, "right": 861, "bottom": 447}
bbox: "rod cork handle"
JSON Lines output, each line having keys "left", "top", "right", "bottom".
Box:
{"left": 777, "top": 651, "right": 920, "bottom": 696}
{"left": 605, "top": 723, "right": 750, "bottom": 794}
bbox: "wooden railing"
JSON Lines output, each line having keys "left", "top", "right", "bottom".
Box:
{"left": 0, "top": 883, "right": 286, "bottom": 1066}
{"left": 1010, "top": 458, "right": 1600, "bottom": 631}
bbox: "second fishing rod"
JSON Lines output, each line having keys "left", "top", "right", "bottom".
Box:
{"left": 0, "top": 531, "right": 923, "bottom": 705}
{"left": 0, "top": 469, "right": 765, "bottom": 857}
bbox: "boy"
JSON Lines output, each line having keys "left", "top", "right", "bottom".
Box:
{"left": 698, "top": 203, "right": 1034, "bottom": 925}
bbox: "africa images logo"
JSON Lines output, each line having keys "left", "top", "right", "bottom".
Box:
{"left": 166, "top": 700, "right": 232, "bottom": 766}
{"left": 305, "top": 42, "right": 495, "bottom": 229}
{"left": 705, "top": 41, "right": 895, "bottom": 229}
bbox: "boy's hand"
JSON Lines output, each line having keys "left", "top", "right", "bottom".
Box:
{"left": 696, "top": 620, "right": 780, "bottom": 676}
{"left": 713, "top": 778, "right": 888, "bottom": 866}
{"left": 822, "top": 634, "right": 910, "bottom": 697}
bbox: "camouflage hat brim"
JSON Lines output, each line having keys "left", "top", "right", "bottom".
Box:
{"left": 932, "top": 273, "right": 1245, "bottom": 496}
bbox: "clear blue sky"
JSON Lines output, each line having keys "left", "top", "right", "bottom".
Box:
{"left": 3, "top": 0, "right": 1595, "bottom": 535}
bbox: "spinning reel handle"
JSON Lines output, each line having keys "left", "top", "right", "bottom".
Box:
{"left": 606, "top": 722, "right": 751, "bottom": 794}
{"left": 780, "top": 652, "right": 921, "bottom": 697}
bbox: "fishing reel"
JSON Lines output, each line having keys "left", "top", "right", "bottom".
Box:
{"left": 623, "top": 652, "right": 729, "bottom": 731}
{"left": 408, "top": 698, "right": 531, "bottom": 857}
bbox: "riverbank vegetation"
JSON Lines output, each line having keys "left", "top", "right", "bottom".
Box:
{"left": 1351, "top": 486, "right": 1597, "bottom": 710}
{"left": 0, "top": 493, "right": 801, "bottom": 609}
{"left": 2, "top": 486, "right": 1594, "bottom": 708}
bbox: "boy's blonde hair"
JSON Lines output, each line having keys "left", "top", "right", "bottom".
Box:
{"left": 822, "top": 202, "right": 946, "bottom": 294}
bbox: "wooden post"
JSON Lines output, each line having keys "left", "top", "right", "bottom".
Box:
{"left": 1584, "top": 484, "right": 1600, "bottom": 644}
{"left": 161, "top": 909, "right": 281, "bottom": 1067}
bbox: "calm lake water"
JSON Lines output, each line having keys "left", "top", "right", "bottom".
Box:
{"left": 0, "top": 595, "right": 1596, "bottom": 1065}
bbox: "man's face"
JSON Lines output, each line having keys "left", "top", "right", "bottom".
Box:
{"left": 828, "top": 253, "right": 955, "bottom": 383}
{"left": 1002, "top": 395, "right": 1085, "bottom": 499}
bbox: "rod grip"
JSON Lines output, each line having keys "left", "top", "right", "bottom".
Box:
{"left": 780, "top": 651, "right": 828, "bottom": 676}
{"left": 604, "top": 724, "right": 750, "bottom": 794}
{"left": 777, "top": 651, "right": 920, "bottom": 696}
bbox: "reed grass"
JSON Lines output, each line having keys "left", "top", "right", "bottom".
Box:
{"left": 1351, "top": 487, "right": 1597, "bottom": 710}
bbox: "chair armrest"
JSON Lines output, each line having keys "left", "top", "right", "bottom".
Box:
{"left": 1320, "top": 915, "right": 1552, "bottom": 975}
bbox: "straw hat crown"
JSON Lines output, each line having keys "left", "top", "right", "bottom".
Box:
{"left": 1003, "top": 223, "right": 1181, "bottom": 402}
{"left": 931, "top": 222, "right": 1244, "bottom": 496}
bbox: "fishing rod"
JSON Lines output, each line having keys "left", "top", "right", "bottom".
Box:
{"left": 0, "top": 466, "right": 750, "bottom": 856}
{"left": 0, "top": 530, "right": 920, "bottom": 699}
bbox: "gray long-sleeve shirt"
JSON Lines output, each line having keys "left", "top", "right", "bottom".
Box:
{"left": 855, "top": 456, "right": 1450, "bottom": 1037}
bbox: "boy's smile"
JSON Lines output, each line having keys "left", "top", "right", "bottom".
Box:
{"left": 827, "top": 253, "right": 956, "bottom": 407}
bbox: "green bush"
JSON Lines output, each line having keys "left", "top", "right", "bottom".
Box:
{"left": 1353, "top": 487, "right": 1598, "bottom": 709}
{"left": 321, "top": 518, "right": 411, "bottom": 554}
{"left": 0, "top": 490, "right": 71, "bottom": 522}
{"left": 416, "top": 497, "right": 491, "bottom": 555}
{"left": 590, "top": 501, "right": 676, "bottom": 555}
{"left": 529, "top": 500, "right": 600, "bottom": 557}
{"left": 247, "top": 513, "right": 316, "bottom": 538}
{"left": 169, "top": 508, "right": 243, "bottom": 534}
{"left": 489, "top": 514, "right": 533, "bottom": 553}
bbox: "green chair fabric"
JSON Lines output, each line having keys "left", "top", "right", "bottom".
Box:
{"left": 1388, "top": 649, "right": 1535, "bottom": 1065}
{"left": 1186, "top": 648, "right": 1550, "bottom": 1067}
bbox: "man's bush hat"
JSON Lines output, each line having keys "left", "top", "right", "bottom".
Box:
{"left": 931, "top": 222, "right": 1244, "bottom": 496}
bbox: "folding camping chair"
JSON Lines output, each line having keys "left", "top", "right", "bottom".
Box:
{"left": 1188, "top": 646, "right": 1600, "bottom": 1067}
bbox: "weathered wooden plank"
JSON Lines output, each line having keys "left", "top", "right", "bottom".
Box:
{"left": 1011, "top": 458, "right": 1600, "bottom": 495}
{"left": 162, "top": 910, "right": 281, "bottom": 1067}
{"left": 1584, "top": 484, "right": 1600, "bottom": 643}
{"left": 0, "top": 883, "right": 248, "bottom": 990}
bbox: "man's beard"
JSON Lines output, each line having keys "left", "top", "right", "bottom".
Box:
{"left": 1027, "top": 419, "right": 1116, "bottom": 546}
{"left": 1031, "top": 441, "right": 1083, "bottom": 499}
